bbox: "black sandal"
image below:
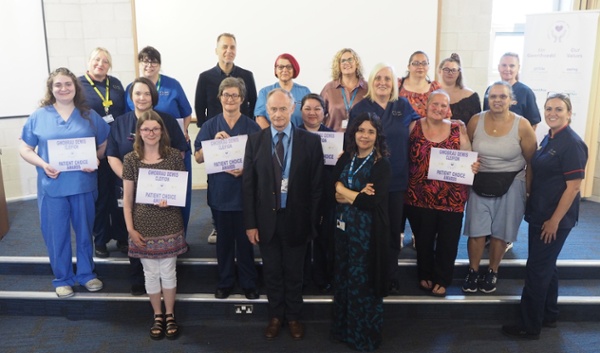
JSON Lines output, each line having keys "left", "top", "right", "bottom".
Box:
{"left": 150, "top": 314, "right": 164, "bottom": 340}
{"left": 165, "top": 313, "right": 180, "bottom": 340}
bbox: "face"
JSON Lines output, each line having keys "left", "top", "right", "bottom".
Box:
{"left": 301, "top": 98, "right": 324, "bottom": 129}
{"left": 139, "top": 120, "right": 162, "bottom": 146}
{"left": 139, "top": 56, "right": 160, "bottom": 78}
{"left": 487, "top": 85, "right": 512, "bottom": 113}
{"left": 52, "top": 74, "right": 76, "bottom": 104}
{"left": 373, "top": 67, "right": 393, "bottom": 99}
{"left": 426, "top": 94, "right": 450, "bottom": 120}
{"left": 88, "top": 52, "right": 110, "bottom": 80}
{"left": 131, "top": 82, "right": 153, "bottom": 112}
{"left": 440, "top": 61, "right": 460, "bottom": 84}
{"left": 498, "top": 56, "right": 519, "bottom": 83}
{"left": 340, "top": 51, "right": 357, "bottom": 77}
{"left": 544, "top": 98, "right": 571, "bottom": 132}
{"left": 215, "top": 36, "right": 236, "bottom": 66}
{"left": 409, "top": 53, "right": 429, "bottom": 77}
{"left": 355, "top": 120, "right": 377, "bottom": 153}
{"left": 275, "top": 58, "right": 294, "bottom": 82}
{"left": 267, "top": 91, "right": 294, "bottom": 131}
{"left": 220, "top": 87, "right": 243, "bottom": 113}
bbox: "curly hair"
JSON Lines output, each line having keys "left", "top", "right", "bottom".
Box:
{"left": 330, "top": 48, "right": 364, "bottom": 81}
{"left": 41, "top": 67, "right": 91, "bottom": 121}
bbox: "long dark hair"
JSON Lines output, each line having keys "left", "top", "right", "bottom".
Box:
{"left": 346, "top": 112, "right": 389, "bottom": 161}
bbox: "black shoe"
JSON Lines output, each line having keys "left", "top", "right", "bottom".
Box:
{"left": 501, "top": 325, "right": 540, "bottom": 340}
{"left": 117, "top": 240, "right": 129, "bottom": 254}
{"left": 95, "top": 245, "right": 109, "bottom": 258}
{"left": 215, "top": 287, "right": 232, "bottom": 299}
{"left": 131, "top": 284, "right": 147, "bottom": 296}
{"left": 243, "top": 288, "right": 259, "bottom": 300}
{"left": 317, "top": 283, "right": 332, "bottom": 294}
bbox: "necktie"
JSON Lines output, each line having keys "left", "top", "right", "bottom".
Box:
{"left": 273, "top": 132, "right": 284, "bottom": 210}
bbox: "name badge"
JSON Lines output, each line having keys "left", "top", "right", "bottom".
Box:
{"left": 117, "top": 198, "right": 123, "bottom": 208}
{"left": 336, "top": 219, "right": 346, "bottom": 231}
{"left": 281, "top": 178, "right": 289, "bottom": 193}
{"left": 341, "top": 119, "right": 348, "bottom": 130}
{"left": 103, "top": 114, "right": 115, "bottom": 123}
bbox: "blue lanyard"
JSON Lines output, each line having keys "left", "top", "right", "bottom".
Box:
{"left": 347, "top": 150, "right": 374, "bottom": 189}
{"left": 341, "top": 87, "right": 359, "bottom": 113}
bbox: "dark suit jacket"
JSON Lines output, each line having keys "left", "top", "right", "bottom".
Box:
{"left": 243, "top": 126, "right": 324, "bottom": 247}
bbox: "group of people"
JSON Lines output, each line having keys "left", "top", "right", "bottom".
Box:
{"left": 19, "top": 31, "right": 588, "bottom": 350}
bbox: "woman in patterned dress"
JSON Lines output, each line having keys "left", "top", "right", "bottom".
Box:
{"left": 405, "top": 90, "right": 475, "bottom": 296}
{"left": 331, "top": 112, "right": 391, "bottom": 351}
{"left": 122, "top": 110, "right": 188, "bottom": 340}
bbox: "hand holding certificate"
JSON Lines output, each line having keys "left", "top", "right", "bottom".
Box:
{"left": 314, "top": 131, "right": 344, "bottom": 166}
{"left": 427, "top": 147, "right": 478, "bottom": 185}
{"left": 201, "top": 135, "right": 248, "bottom": 174}
{"left": 135, "top": 168, "right": 189, "bottom": 207}
{"left": 47, "top": 137, "right": 98, "bottom": 172}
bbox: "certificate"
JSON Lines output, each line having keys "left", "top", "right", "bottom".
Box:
{"left": 427, "top": 147, "right": 478, "bottom": 185}
{"left": 135, "top": 168, "right": 188, "bottom": 207}
{"left": 314, "top": 131, "right": 344, "bottom": 166}
{"left": 201, "top": 135, "right": 248, "bottom": 174}
{"left": 47, "top": 137, "right": 98, "bottom": 172}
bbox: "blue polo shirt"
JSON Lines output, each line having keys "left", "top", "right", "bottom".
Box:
{"left": 349, "top": 97, "right": 419, "bottom": 192}
{"left": 254, "top": 82, "right": 311, "bottom": 127}
{"left": 525, "top": 125, "right": 587, "bottom": 228}
{"left": 195, "top": 114, "right": 260, "bottom": 211}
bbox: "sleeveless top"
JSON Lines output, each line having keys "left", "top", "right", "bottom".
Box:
{"left": 406, "top": 120, "right": 469, "bottom": 212}
{"left": 472, "top": 112, "right": 526, "bottom": 179}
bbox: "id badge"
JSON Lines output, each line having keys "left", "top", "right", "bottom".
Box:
{"left": 103, "top": 114, "right": 115, "bottom": 123}
{"left": 341, "top": 119, "right": 348, "bottom": 130}
{"left": 117, "top": 198, "right": 124, "bottom": 208}
{"left": 336, "top": 219, "right": 346, "bottom": 231}
{"left": 281, "top": 178, "right": 289, "bottom": 193}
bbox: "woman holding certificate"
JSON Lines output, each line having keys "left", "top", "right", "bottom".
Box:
{"left": 122, "top": 110, "right": 187, "bottom": 340}
{"left": 20, "top": 67, "right": 110, "bottom": 298}
{"left": 194, "top": 77, "right": 261, "bottom": 300}
{"left": 106, "top": 77, "right": 188, "bottom": 296}
{"left": 404, "top": 90, "right": 474, "bottom": 297}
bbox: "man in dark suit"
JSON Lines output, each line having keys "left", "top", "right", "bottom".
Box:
{"left": 243, "top": 88, "right": 323, "bottom": 340}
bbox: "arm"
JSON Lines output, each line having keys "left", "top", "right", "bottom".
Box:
{"left": 540, "top": 179, "right": 582, "bottom": 243}
{"left": 123, "top": 178, "right": 145, "bottom": 247}
{"left": 466, "top": 113, "right": 479, "bottom": 143}
{"left": 19, "top": 141, "right": 59, "bottom": 178}
{"left": 183, "top": 115, "right": 192, "bottom": 142}
{"left": 194, "top": 73, "right": 207, "bottom": 127}
{"left": 254, "top": 88, "right": 269, "bottom": 129}
{"left": 243, "top": 134, "right": 259, "bottom": 244}
{"left": 256, "top": 116, "right": 270, "bottom": 129}
{"left": 245, "top": 72, "right": 258, "bottom": 119}
{"left": 96, "top": 140, "right": 107, "bottom": 160}
{"left": 350, "top": 159, "right": 391, "bottom": 210}
{"left": 107, "top": 156, "right": 124, "bottom": 179}
{"left": 519, "top": 118, "right": 538, "bottom": 194}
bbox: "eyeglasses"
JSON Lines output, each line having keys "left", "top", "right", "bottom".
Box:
{"left": 139, "top": 127, "right": 162, "bottom": 134}
{"left": 222, "top": 93, "right": 241, "bottom": 100}
{"left": 489, "top": 94, "right": 509, "bottom": 100}
{"left": 140, "top": 60, "right": 159, "bottom": 67}
{"left": 275, "top": 65, "right": 293, "bottom": 71}
{"left": 411, "top": 61, "right": 429, "bottom": 67}
{"left": 340, "top": 58, "right": 355, "bottom": 64}
{"left": 442, "top": 67, "right": 460, "bottom": 74}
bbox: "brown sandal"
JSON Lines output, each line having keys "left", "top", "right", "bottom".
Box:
{"left": 150, "top": 314, "right": 164, "bottom": 340}
{"left": 431, "top": 284, "right": 447, "bottom": 297}
{"left": 165, "top": 313, "right": 180, "bottom": 340}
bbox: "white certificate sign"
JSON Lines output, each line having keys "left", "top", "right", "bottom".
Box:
{"left": 427, "top": 148, "right": 478, "bottom": 185}
{"left": 47, "top": 137, "right": 97, "bottom": 172}
{"left": 315, "top": 131, "right": 344, "bottom": 166}
{"left": 201, "top": 135, "right": 248, "bottom": 174}
{"left": 135, "top": 168, "right": 188, "bottom": 207}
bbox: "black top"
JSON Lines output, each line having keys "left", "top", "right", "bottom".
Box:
{"left": 450, "top": 92, "right": 481, "bottom": 125}
{"left": 194, "top": 64, "right": 258, "bottom": 126}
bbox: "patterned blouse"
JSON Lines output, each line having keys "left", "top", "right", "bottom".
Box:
{"left": 399, "top": 79, "right": 451, "bottom": 119}
{"left": 405, "top": 120, "right": 469, "bottom": 212}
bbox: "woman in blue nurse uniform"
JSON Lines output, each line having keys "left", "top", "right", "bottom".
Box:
{"left": 20, "top": 67, "right": 110, "bottom": 298}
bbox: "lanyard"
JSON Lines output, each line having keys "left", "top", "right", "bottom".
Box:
{"left": 273, "top": 130, "right": 293, "bottom": 174}
{"left": 341, "top": 87, "right": 359, "bottom": 113}
{"left": 156, "top": 75, "right": 162, "bottom": 92}
{"left": 347, "top": 150, "right": 374, "bottom": 189}
{"left": 84, "top": 73, "right": 112, "bottom": 114}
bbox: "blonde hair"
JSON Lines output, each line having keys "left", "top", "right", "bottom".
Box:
{"left": 364, "top": 63, "right": 398, "bottom": 103}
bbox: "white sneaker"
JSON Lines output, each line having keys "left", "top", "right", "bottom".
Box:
{"left": 400, "top": 233, "right": 405, "bottom": 249}
{"left": 207, "top": 228, "right": 217, "bottom": 244}
{"left": 84, "top": 278, "right": 103, "bottom": 292}
{"left": 504, "top": 242, "right": 514, "bottom": 253}
{"left": 56, "top": 285, "right": 74, "bottom": 298}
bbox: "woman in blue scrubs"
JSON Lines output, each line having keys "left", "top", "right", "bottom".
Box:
{"left": 502, "top": 93, "right": 588, "bottom": 339}
{"left": 20, "top": 67, "right": 110, "bottom": 298}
